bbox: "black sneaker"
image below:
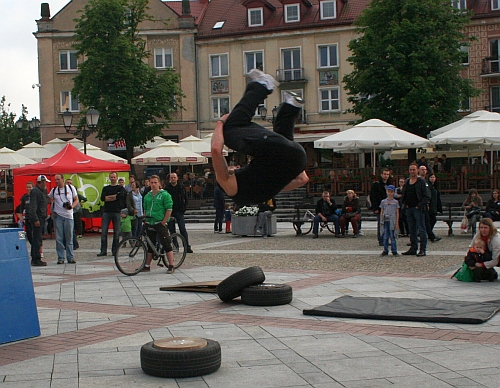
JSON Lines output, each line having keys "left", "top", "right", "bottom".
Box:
{"left": 312, "top": 234, "right": 319, "bottom": 239}
{"left": 97, "top": 252, "right": 107, "bottom": 257}
{"left": 380, "top": 251, "right": 389, "bottom": 256}
{"left": 402, "top": 250, "right": 417, "bottom": 256}
{"left": 32, "top": 260, "right": 47, "bottom": 266}
{"left": 187, "top": 248, "right": 194, "bottom": 253}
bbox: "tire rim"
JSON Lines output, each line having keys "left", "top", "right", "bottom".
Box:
{"left": 153, "top": 337, "right": 208, "bottom": 350}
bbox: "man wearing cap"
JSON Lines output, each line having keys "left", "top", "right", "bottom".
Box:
{"left": 27, "top": 175, "right": 50, "bottom": 266}
{"left": 49, "top": 174, "right": 79, "bottom": 264}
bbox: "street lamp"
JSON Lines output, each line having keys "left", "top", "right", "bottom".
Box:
{"left": 258, "top": 105, "right": 278, "bottom": 124}
{"left": 63, "top": 107, "right": 100, "bottom": 154}
{"left": 16, "top": 117, "right": 40, "bottom": 132}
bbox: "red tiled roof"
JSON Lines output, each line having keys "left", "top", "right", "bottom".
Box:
{"left": 197, "top": 0, "right": 370, "bottom": 39}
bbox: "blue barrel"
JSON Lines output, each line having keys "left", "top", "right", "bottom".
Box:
{"left": 0, "top": 228, "right": 40, "bottom": 344}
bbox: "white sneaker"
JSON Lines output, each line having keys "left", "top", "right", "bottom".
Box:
{"left": 284, "top": 91, "right": 304, "bottom": 107}
{"left": 248, "top": 69, "right": 279, "bottom": 91}
{"left": 358, "top": 230, "right": 364, "bottom": 236}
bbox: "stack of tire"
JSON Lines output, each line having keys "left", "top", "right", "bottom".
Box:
{"left": 216, "top": 266, "right": 293, "bottom": 306}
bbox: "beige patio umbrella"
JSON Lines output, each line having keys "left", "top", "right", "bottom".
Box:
{"left": 180, "top": 135, "right": 228, "bottom": 157}
{"left": 131, "top": 140, "right": 207, "bottom": 172}
{"left": 43, "top": 138, "right": 69, "bottom": 154}
{"left": 16, "top": 142, "right": 54, "bottom": 162}
{"left": 134, "top": 136, "right": 167, "bottom": 151}
{"left": 0, "top": 148, "right": 36, "bottom": 200}
{"left": 78, "top": 144, "right": 128, "bottom": 164}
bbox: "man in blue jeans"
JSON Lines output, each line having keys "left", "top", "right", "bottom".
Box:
{"left": 312, "top": 191, "right": 340, "bottom": 238}
{"left": 98, "top": 172, "right": 127, "bottom": 256}
{"left": 401, "top": 163, "right": 430, "bottom": 256}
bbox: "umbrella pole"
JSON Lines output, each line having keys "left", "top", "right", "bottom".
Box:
{"left": 372, "top": 149, "right": 376, "bottom": 175}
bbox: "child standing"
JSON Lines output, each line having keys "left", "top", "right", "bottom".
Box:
{"left": 224, "top": 203, "right": 232, "bottom": 233}
{"left": 120, "top": 208, "right": 134, "bottom": 242}
{"left": 379, "top": 185, "right": 400, "bottom": 256}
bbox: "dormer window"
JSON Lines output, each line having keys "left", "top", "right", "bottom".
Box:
{"left": 320, "top": 0, "right": 336, "bottom": 19}
{"left": 285, "top": 4, "right": 300, "bottom": 23}
{"left": 248, "top": 8, "right": 263, "bottom": 27}
{"left": 493, "top": 0, "right": 500, "bottom": 10}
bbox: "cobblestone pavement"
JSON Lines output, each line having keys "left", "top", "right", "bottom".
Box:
{"left": 2, "top": 221, "right": 500, "bottom": 388}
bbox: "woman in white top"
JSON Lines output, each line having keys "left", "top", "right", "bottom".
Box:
{"left": 470, "top": 218, "right": 500, "bottom": 281}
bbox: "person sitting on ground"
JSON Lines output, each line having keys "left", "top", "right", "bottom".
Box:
{"left": 312, "top": 191, "right": 340, "bottom": 238}
{"left": 339, "top": 190, "right": 361, "bottom": 238}
{"left": 465, "top": 238, "right": 492, "bottom": 276}
{"left": 467, "top": 218, "right": 499, "bottom": 281}
{"left": 211, "top": 69, "right": 308, "bottom": 207}
{"left": 484, "top": 189, "right": 500, "bottom": 222}
{"left": 462, "top": 189, "right": 483, "bottom": 235}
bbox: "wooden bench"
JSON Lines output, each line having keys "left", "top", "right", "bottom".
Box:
{"left": 438, "top": 202, "right": 479, "bottom": 236}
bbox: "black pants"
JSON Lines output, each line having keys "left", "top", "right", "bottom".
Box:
{"left": 214, "top": 208, "right": 224, "bottom": 232}
{"left": 146, "top": 223, "right": 172, "bottom": 253}
{"left": 30, "top": 219, "right": 44, "bottom": 262}
{"left": 168, "top": 212, "right": 190, "bottom": 248}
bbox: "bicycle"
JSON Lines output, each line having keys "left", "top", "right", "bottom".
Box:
{"left": 292, "top": 209, "right": 337, "bottom": 235}
{"left": 114, "top": 217, "right": 187, "bottom": 276}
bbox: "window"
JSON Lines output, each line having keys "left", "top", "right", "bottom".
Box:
{"left": 282, "top": 48, "right": 302, "bottom": 81}
{"left": 451, "top": 0, "right": 466, "bottom": 9}
{"left": 493, "top": 0, "right": 500, "bottom": 10}
{"left": 490, "top": 40, "right": 500, "bottom": 72}
{"left": 458, "top": 97, "right": 470, "bottom": 112}
{"left": 319, "top": 87, "right": 340, "bottom": 112}
{"left": 244, "top": 51, "right": 264, "bottom": 73}
{"left": 248, "top": 8, "right": 263, "bottom": 27}
{"left": 460, "top": 46, "right": 469, "bottom": 65}
{"left": 285, "top": 4, "right": 300, "bottom": 23}
{"left": 320, "top": 0, "right": 336, "bottom": 19}
{"left": 210, "top": 54, "right": 229, "bottom": 77}
{"left": 154, "top": 48, "right": 173, "bottom": 69}
{"left": 212, "top": 97, "right": 230, "bottom": 118}
{"left": 318, "top": 44, "right": 338, "bottom": 68}
{"left": 59, "top": 50, "right": 78, "bottom": 71}
{"left": 213, "top": 21, "right": 225, "bottom": 29}
{"left": 61, "top": 91, "right": 79, "bottom": 112}
{"left": 492, "top": 87, "right": 500, "bottom": 112}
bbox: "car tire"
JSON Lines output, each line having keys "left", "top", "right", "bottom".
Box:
{"left": 241, "top": 283, "right": 293, "bottom": 306}
{"left": 216, "top": 266, "right": 265, "bottom": 302}
{"left": 141, "top": 337, "right": 221, "bottom": 378}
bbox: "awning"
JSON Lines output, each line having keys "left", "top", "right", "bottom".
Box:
{"left": 294, "top": 133, "right": 333, "bottom": 143}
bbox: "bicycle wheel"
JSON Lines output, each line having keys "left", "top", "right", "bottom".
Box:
{"left": 170, "top": 232, "right": 187, "bottom": 269}
{"left": 292, "top": 215, "right": 313, "bottom": 235}
{"left": 115, "top": 237, "right": 147, "bottom": 276}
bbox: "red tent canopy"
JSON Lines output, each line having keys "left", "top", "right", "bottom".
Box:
{"left": 12, "top": 144, "right": 129, "bottom": 176}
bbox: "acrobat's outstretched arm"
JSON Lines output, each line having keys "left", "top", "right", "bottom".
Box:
{"left": 211, "top": 116, "right": 237, "bottom": 196}
{"left": 282, "top": 171, "right": 309, "bottom": 192}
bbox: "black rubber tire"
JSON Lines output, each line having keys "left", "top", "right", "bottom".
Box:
{"left": 114, "top": 238, "right": 146, "bottom": 276}
{"left": 141, "top": 339, "right": 221, "bottom": 378}
{"left": 216, "top": 266, "right": 265, "bottom": 302}
{"left": 241, "top": 283, "right": 293, "bottom": 306}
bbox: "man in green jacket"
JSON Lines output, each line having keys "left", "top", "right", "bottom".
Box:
{"left": 142, "top": 175, "right": 175, "bottom": 273}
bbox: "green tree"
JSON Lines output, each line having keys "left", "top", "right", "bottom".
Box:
{"left": 0, "top": 96, "right": 40, "bottom": 150}
{"left": 343, "top": 0, "right": 479, "bottom": 137}
{"left": 72, "top": 0, "right": 184, "bottom": 163}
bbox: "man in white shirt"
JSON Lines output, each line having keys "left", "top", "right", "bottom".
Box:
{"left": 49, "top": 174, "right": 79, "bottom": 264}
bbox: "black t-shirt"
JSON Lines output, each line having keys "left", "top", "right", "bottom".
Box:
{"left": 101, "top": 184, "right": 127, "bottom": 213}
{"left": 405, "top": 182, "right": 419, "bottom": 208}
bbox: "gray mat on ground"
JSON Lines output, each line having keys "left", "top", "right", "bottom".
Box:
{"left": 303, "top": 296, "right": 500, "bottom": 324}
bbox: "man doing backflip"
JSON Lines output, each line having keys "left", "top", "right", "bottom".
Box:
{"left": 211, "top": 69, "right": 309, "bottom": 206}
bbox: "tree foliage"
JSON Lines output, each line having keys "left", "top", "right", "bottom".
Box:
{"left": 343, "top": 0, "right": 479, "bottom": 137}
{"left": 0, "top": 97, "right": 40, "bottom": 150}
{"left": 72, "top": 0, "right": 184, "bottom": 162}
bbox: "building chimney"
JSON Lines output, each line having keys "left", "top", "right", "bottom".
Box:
{"left": 182, "top": 0, "right": 191, "bottom": 16}
{"left": 41, "top": 3, "right": 51, "bottom": 20}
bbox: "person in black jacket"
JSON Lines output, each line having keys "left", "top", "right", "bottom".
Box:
{"left": 369, "top": 168, "right": 391, "bottom": 246}
{"left": 213, "top": 183, "right": 225, "bottom": 233}
{"left": 28, "top": 175, "right": 50, "bottom": 266}
{"left": 401, "top": 163, "right": 431, "bottom": 256}
{"left": 166, "top": 172, "right": 193, "bottom": 253}
{"left": 312, "top": 191, "right": 340, "bottom": 238}
{"left": 484, "top": 189, "right": 500, "bottom": 222}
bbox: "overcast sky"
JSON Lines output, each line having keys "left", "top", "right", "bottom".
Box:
{"left": 0, "top": 0, "right": 68, "bottom": 119}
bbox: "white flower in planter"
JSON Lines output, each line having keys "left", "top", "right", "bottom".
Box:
{"left": 234, "top": 206, "right": 259, "bottom": 217}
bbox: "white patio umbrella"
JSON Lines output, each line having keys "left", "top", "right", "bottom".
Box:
{"left": 16, "top": 142, "right": 54, "bottom": 162}
{"left": 67, "top": 138, "right": 84, "bottom": 147}
{"left": 314, "top": 119, "right": 430, "bottom": 173}
{"left": 131, "top": 140, "right": 207, "bottom": 172}
{"left": 78, "top": 144, "right": 128, "bottom": 164}
{"left": 43, "top": 138, "right": 68, "bottom": 154}
{"left": 429, "top": 110, "right": 489, "bottom": 138}
{"left": 430, "top": 112, "right": 500, "bottom": 173}
{"left": 133, "top": 136, "right": 167, "bottom": 151}
{"left": 180, "top": 135, "right": 228, "bottom": 157}
{"left": 0, "top": 148, "right": 36, "bottom": 200}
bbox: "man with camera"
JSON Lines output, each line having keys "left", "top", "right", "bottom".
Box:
{"left": 48, "top": 174, "right": 79, "bottom": 264}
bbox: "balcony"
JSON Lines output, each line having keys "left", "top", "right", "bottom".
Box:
{"left": 480, "top": 57, "right": 500, "bottom": 77}
{"left": 276, "top": 68, "right": 307, "bottom": 83}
